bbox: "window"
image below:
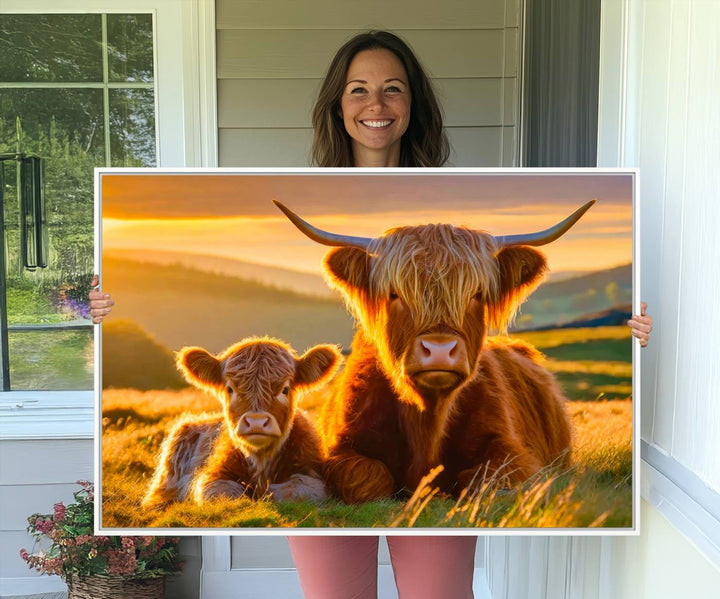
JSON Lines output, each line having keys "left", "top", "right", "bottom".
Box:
{"left": 0, "top": 13, "right": 157, "bottom": 390}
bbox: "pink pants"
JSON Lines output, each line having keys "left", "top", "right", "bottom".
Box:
{"left": 287, "top": 536, "right": 477, "bottom": 599}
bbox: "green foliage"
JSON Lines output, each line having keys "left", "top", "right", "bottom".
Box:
{"left": 571, "top": 287, "right": 599, "bottom": 311}
{"left": 5, "top": 271, "right": 94, "bottom": 324}
{"left": 605, "top": 281, "right": 620, "bottom": 305}
{"left": 6, "top": 288, "right": 59, "bottom": 324}
{"left": 1, "top": 113, "right": 97, "bottom": 282}
{"left": 514, "top": 326, "right": 632, "bottom": 400}
{"left": 0, "top": 15, "right": 103, "bottom": 82}
{"left": 518, "top": 264, "right": 632, "bottom": 330}
{"left": 9, "top": 329, "right": 93, "bottom": 390}
{"left": 102, "top": 319, "right": 187, "bottom": 390}
{"left": 103, "top": 436, "right": 631, "bottom": 529}
{"left": 20, "top": 481, "right": 182, "bottom": 583}
{"left": 101, "top": 325, "right": 634, "bottom": 529}
{"left": 539, "top": 337, "right": 630, "bottom": 362}
{"left": 1, "top": 13, "right": 156, "bottom": 339}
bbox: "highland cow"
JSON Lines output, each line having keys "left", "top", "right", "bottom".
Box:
{"left": 142, "top": 337, "right": 341, "bottom": 507}
{"left": 275, "top": 200, "right": 593, "bottom": 503}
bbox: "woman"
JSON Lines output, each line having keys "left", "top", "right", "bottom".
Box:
{"left": 90, "top": 31, "right": 652, "bottom": 598}
{"left": 289, "top": 31, "right": 477, "bottom": 599}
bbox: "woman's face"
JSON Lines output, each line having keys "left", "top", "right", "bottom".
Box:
{"left": 340, "top": 49, "right": 411, "bottom": 166}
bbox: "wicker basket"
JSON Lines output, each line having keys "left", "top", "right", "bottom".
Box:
{"left": 67, "top": 575, "right": 165, "bottom": 599}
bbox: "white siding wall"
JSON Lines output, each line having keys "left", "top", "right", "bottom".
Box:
{"left": 604, "top": 0, "right": 720, "bottom": 584}
{"left": 0, "top": 433, "right": 200, "bottom": 599}
{"left": 487, "top": 1, "right": 720, "bottom": 598}
{"left": 216, "top": 0, "right": 522, "bottom": 167}
{"left": 485, "top": 536, "right": 606, "bottom": 599}
{"left": 621, "top": 0, "right": 720, "bottom": 491}
{"left": 0, "top": 439, "right": 93, "bottom": 595}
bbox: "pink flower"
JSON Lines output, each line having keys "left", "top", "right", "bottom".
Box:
{"left": 53, "top": 502, "right": 66, "bottom": 522}
{"left": 34, "top": 518, "right": 53, "bottom": 534}
{"left": 107, "top": 548, "right": 137, "bottom": 576}
{"left": 21, "top": 481, "right": 179, "bottom": 581}
{"left": 42, "top": 556, "right": 64, "bottom": 576}
{"left": 121, "top": 537, "right": 135, "bottom": 550}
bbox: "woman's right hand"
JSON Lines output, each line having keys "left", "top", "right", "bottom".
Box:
{"left": 88, "top": 274, "right": 114, "bottom": 324}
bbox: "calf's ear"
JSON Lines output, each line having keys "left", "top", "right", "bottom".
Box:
{"left": 323, "top": 247, "right": 370, "bottom": 295}
{"left": 294, "top": 345, "right": 343, "bottom": 391}
{"left": 177, "top": 347, "right": 223, "bottom": 389}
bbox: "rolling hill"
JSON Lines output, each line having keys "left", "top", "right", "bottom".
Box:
{"left": 101, "top": 256, "right": 355, "bottom": 355}
{"left": 101, "top": 253, "right": 632, "bottom": 353}
{"left": 103, "top": 249, "right": 333, "bottom": 298}
{"left": 513, "top": 263, "right": 632, "bottom": 331}
{"left": 102, "top": 319, "right": 187, "bottom": 390}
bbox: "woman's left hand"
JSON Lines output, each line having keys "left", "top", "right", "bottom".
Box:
{"left": 628, "top": 301, "right": 652, "bottom": 348}
{"left": 88, "top": 274, "right": 114, "bottom": 324}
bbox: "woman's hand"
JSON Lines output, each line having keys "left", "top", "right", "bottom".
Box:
{"left": 628, "top": 301, "right": 652, "bottom": 348}
{"left": 88, "top": 274, "right": 114, "bottom": 324}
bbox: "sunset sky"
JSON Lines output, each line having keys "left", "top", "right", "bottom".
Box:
{"left": 101, "top": 171, "right": 634, "bottom": 275}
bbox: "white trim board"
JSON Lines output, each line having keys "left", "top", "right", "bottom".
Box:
{"left": 0, "top": 392, "right": 93, "bottom": 440}
{"left": 641, "top": 454, "right": 720, "bottom": 568}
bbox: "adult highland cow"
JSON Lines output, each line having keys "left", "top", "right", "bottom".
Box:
{"left": 275, "top": 200, "right": 594, "bottom": 504}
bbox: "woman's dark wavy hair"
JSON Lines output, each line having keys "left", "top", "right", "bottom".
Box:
{"left": 311, "top": 31, "right": 449, "bottom": 167}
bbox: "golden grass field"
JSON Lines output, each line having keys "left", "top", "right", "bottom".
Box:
{"left": 101, "top": 326, "right": 633, "bottom": 530}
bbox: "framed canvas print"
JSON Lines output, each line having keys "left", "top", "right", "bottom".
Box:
{"left": 96, "top": 168, "right": 638, "bottom": 534}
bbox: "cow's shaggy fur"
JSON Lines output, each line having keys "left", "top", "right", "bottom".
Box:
{"left": 142, "top": 337, "right": 341, "bottom": 508}
{"left": 317, "top": 226, "right": 573, "bottom": 503}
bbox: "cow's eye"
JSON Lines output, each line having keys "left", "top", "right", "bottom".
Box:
{"left": 389, "top": 291, "right": 399, "bottom": 301}
{"left": 281, "top": 385, "right": 290, "bottom": 396}
{"left": 226, "top": 385, "right": 233, "bottom": 395}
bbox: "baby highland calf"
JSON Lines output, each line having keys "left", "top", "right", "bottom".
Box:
{"left": 142, "top": 337, "right": 341, "bottom": 508}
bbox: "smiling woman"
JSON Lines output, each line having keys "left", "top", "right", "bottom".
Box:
{"left": 90, "top": 26, "right": 648, "bottom": 599}
{"left": 340, "top": 49, "right": 412, "bottom": 167}
{"left": 311, "top": 30, "right": 449, "bottom": 168}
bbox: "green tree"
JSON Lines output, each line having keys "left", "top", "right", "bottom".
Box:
{"left": 1, "top": 13, "right": 156, "bottom": 322}
{"left": 605, "top": 281, "right": 619, "bottom": 306}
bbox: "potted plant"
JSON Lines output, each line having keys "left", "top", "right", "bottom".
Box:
{"left": 20, "top": 480, "right": 182, "bottom": 598}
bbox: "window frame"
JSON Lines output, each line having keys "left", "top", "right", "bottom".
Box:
{"left": 0, "top": 0, "right": 217, "bottom": 440}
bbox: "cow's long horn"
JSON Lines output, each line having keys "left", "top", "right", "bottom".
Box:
{"left": 494, "top": 199, "right": 596, "bottom": 247}
{"left": 273, "top": 200, "right": 374, "bottom": 250}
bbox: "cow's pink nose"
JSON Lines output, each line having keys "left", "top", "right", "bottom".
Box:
{"left": 419, "top": 336, "right": 459, "bottom": 367}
